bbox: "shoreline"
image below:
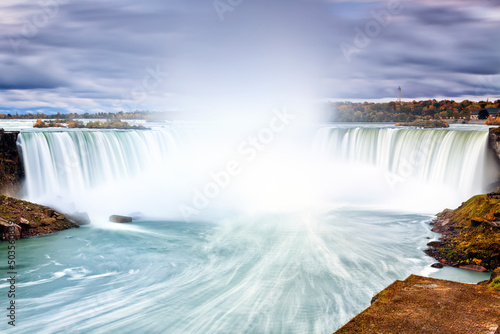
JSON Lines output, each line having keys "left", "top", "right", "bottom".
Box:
{"left": 424, "top": 192, "right": 500, "bottom": 275}
{"left": 0, "top": 195, "right": 82, "bottom": 241}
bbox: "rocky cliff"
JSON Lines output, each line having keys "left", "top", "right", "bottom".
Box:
{"left": 424, "top": 191, "right": 500, "bottom": 274}
{"left": 0, "top": 129, "right": 23, "bottom": 196}
{"left": 488, "top": 127, "right": 500, "bottom": 165}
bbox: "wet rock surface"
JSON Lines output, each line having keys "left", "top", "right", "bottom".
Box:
{"left": 0, "top": 195, "right": 79, "bottom": 240}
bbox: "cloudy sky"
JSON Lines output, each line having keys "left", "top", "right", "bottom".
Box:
{"left": 1, "top": 0, "right": 499, "bottom": 115}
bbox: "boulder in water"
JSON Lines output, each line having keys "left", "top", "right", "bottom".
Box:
{"left": 109, "top": 215, "right": 133, "bottom": 223}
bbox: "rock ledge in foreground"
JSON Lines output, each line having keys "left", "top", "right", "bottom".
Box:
{"left": 0, "top": 195, "right": 79, "bottom": 240}
{"left": 334, "top": 275, "right": 500, "bottom": 334}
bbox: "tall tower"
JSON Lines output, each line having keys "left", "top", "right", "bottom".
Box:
{"left": 397, "top": 86, "right": 402, "bottom": 104}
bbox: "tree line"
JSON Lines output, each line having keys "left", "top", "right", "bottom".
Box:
{"left": 0, "top": 110, "right": 169, "bottom": 121}
{"left": 330, "top": 99, "right": 500, "bottom": 122}
{"left": 2, "top": 100, "right": 500, "bottom": 123}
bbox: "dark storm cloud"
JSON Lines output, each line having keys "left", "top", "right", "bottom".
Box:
{"left": 0, "top": 0, "right": 190, "bottom": 112}
{"left": 0, "top": 0, "right": 499, "bottom": 113}
{"left": 326, "top": 1, "right": 500, "bottom": 100}
{"left": 0, "top": 58, "right": 67, "bottom": 89}
{"left": 412, "top": 6, "right": 475, "bottom": 26}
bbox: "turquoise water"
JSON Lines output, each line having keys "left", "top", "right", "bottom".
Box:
{"left": 2, "top": 209, "right": 488, "bottom": 333}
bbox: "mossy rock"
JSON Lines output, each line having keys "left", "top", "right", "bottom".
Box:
{"left": 429, "top": 193, "right": 500, "bottom": 271}
{"left": 488, "top": 268, "right": 500, "bottom": 290}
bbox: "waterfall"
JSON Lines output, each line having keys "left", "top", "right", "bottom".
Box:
{"left": 16, "top": 126, "right": 498, "bottom": 218}
{"left": 312, "top": 126, "right": 496, "bottom": 211}
{"left": 17, "top": 129, "right": 180, "bottom": 216}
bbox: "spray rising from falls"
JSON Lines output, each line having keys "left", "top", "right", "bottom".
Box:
{"left": 17, "top": 126, "right": 497, "bottom": 218}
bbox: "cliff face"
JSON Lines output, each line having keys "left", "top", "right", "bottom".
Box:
{"left": 488, "top": 128, "right": 500, "bottom": 164}
{"left": 0, "top": 129, "right": 23, "bottom": 196}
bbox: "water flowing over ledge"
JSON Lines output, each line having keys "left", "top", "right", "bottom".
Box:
{"left": 313, "top": 127, "right": 498, "bottom": 212}
{"left": 315, "top": 127, "right": 491, "bottom": 195}
{"left": 13, "top": 126, "right": 500, "bottom": 218}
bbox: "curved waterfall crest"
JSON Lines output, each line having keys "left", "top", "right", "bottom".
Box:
{"left": 312, "top": 126, "right": 493, "bottom": 207}
{"left": 17, "top": 126, "right": 495, "bottom": 215}
{"left": 18, "top": 129, "right": 180, "bottom": 199}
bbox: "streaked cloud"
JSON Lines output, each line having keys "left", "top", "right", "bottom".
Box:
{"left": 0, "top": 0, "right": 499, "bottom": 114}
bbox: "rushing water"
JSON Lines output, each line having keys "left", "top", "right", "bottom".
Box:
{"left": 0, "top": 122, "right": 496, "bottom": 333}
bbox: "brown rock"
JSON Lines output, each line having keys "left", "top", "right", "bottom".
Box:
{"left": 43, "top": 208, "right": 55, "bottom": 217}
{"left": 17, "top": 217, "right": 31, "bottom": 228}
{"left": 40, "top": 217, "right": 57, "bottom": 226}
{"left": 109, "top": 215, "right": 132, "bottom": 223}
{"left": 335, "top": 275, "right": 500, "bottom": 334}
{"left": 1, "top": 195, "right": 79, "bottom": 240}
{"left": 427, "top": 241, "right": 442, "bottom": 248}
{"left": 459, "top": 264, "right": 488, "bottom": 272}
{"left": 431, "top": 263, "right": 444, "bottom": 268}
{"left": 0, "top": 220, "right": 21, "bottom": 240}
{"left": 12, "top": 224, "right": 21, "bottom": 239}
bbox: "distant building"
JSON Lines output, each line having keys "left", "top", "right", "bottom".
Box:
{"left": 397, "top": 86, "right": 401, "bottom": 104}
{"left": 470, "top": 108, "right": 500, "bottom": 120}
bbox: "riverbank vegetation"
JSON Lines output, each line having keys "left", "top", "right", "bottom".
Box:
{"left": 3, "top": 100, "right": 500, "bottom": 124}
{"left": 33, "top": 119, "right": 65, "bottom": 128}
{"left": 485, "top": 115, "right": 500, "bottom": 125}
{"left": 396, "top": 120, "right": 449, "bottom": 128}
{"left": 3, "top": 110, "right": 168, "bottom": 121}
{"left": 33, "top": 119, "right": 148, "bottom": 129}
{"left": 330, "top": 99, "right": 500, "bottom": 122}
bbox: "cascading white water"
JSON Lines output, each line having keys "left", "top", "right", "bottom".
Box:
{"left": 17, "top": 126, "right": 497, "bottom": 217}
{"left": 311, "top": 126, "right": 496, "bottom": 212}
{"left": 18, "top": 129, "right": 181, "bottom": 216}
